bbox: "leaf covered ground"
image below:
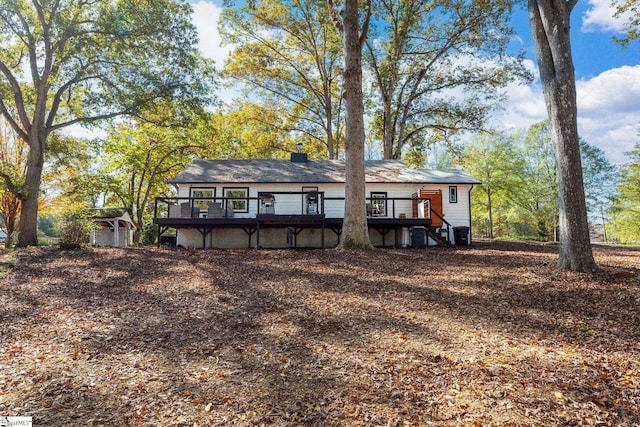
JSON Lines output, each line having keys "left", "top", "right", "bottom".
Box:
{"left": 1, "top": 240, "right": 639, "bottom": 426}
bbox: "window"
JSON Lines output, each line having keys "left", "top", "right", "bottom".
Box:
{"left": 370, "top": 192, "right": 387, "bottom": 216}
{"left": 418, "top": 199, "right": 431, "bottom": 218}
{"left": 449, "top": 186, "right": 458, "bottom": 203}
{"left": 223, "top": 187, "right": 249, "bottom": 213}
{"left": 190, "top": 188, "right": 215, "bottom": 211}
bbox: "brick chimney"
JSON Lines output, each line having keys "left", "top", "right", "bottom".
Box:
{"left": 290, "top": 142, "right": 308, "bottom": 163}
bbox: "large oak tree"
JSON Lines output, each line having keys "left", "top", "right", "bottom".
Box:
{"left": 220, "top": 0, "right": 344, "bottom": 159}
{"left": 366, "top": 0, "right": 530, "bottom": 160}
{"left": 527, "top": 0, "right": 596, "bottom": 271}
{"left": 0, "top": 0, "right": 215, "bottom": 246}
{"left": 329, "top": 0, "right": 373, "bottom": 249}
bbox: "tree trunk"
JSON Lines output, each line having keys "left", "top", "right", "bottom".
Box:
{"left": 133, "top": 229, "right": 141, "bottom": 245}
{"left": 16, "top": 134, "right": 44, "bottom": 247}
{"left": 528, "top": 0, "right": 597, "bottom": 272}
{"left": 133, "top": 212, "right": 143, "bottom": 245}
{"left": 338, "top": 0, "right": 372, "bottom": 250}
{"left": 326, "top": 107, "right": 336, "bottom": 160}
{"left": 324, "top": 82, "right": 336, "bottom": 160}
{"left": 383, "top": 104, "right": 394, "bottom": 159}
{"left": 0, "top": 191, "right": 20, "bottom": 248}
{"left": 487, "top": 188, "right": 494, "bottom": 239}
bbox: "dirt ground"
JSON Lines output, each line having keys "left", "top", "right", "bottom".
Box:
{"left": 1, "top": 239, "right": 639, "bottom": 426}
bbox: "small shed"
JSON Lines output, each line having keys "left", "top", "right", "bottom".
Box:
{"left": 91, "top": 208, "right": 136, "bottom": 247}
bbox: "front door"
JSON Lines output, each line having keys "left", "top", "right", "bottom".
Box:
{"left": 413, "top": 190, "right": 443, "bottom": 227}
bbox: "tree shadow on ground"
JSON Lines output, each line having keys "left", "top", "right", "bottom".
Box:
{"left": 1, "top": 242, "right": 638, "bottom": 425}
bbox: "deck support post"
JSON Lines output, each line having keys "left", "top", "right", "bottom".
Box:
{"left": 241, "top": 225, "right": 257, "bottom": 248}
{"left": 197, "top": 227, "right": 212, "bottom": 249}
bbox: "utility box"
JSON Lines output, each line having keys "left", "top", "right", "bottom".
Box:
{"left": 410, "top": 226, "right": 427, "bottom": 249}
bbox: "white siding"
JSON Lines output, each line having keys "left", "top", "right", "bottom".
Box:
{"left": 365, "top": 183, "right": 416, "bottom": 218}
{"left": 93, "top": 228, "right": 133, "bottom": 247}
{"left": 439, "top": 184, "right": 473, "bottom": 228}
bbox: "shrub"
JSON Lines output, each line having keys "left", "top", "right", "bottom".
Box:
{"left": 141, "top": 223, "right": 158, "bottom": 245}
{"left": 59, "top": 211, "right": 93, "bottom": 250}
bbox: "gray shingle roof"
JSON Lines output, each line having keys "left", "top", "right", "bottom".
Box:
{"left": 170, "top": 159, "right": 481, "bottom": 185}
{"left": 92, "top": 207, "right": 131, "bottom": 219}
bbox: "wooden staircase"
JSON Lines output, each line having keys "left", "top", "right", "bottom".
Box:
{"left": 428, "top": 227, "right": 450, "bottom": 247}
{"left": 411, "top": 190, "right": 453, "bottom": 247}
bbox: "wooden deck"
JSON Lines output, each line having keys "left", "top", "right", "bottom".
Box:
{"left": 154, "top": 215, "right": 434, "bottom": 248}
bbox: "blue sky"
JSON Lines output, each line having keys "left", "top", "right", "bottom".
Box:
{"left": 190, "top": 0, "right": 640, "bottom": 164}
{"left": 500, "top": 0, "right": 640, "bottom": 164}
{"left": 510, "top": 2, "right": 638, "bottom": 78}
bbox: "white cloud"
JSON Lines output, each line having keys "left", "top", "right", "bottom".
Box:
{"left": 492, "top": 59, "right": 547, "bottom": 131}
{"left": 191, "top": 1, "right": 231, "bottom": 67}
{"left": 190, "top": 1, "right": 242, "bottom": 103}
{"left": 577, "top": 66, "right": 640, "bottom": 116}
{"left": 496, "top": 65, "right": 640, "bottom": 164}
{"left": 503, "top": 84, "right": 547, "bottom": 123}
{"left": 582, "top": 0, "right": 630, "bottom": 33}
{"left": 576, "top": 65, "right": 640, "bottom": 163}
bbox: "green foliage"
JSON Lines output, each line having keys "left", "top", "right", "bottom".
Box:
{"left": 40, "top": 134, "right": 104, "bottom": 216}
{"left": 462, "top": 121, "right": 619, "bottom": 242}
{"left": 220, "top": 0, "right": 344, "bottom": 159}
{"left": 609, "top": 142, "right": 640, "bottom": 244}
{"left": 73, "top": 114, "right": 214, "bottom": 244}
{"left": 140, "top": 223, "right": 159, "bottom": 245}
{"left": 59, "top": 211, "right": 93, "bottom": 250}
{"left": 0, "top": 0, "right": 217, "bottom": 246}
{"left": 365, "top": 0, "right": 532, "bottom": 160}
{"left": 403, "top": 150, "right": 427, "bottom": 169}
{"left": 38, "top": 214, "right": 61, "bottom": 238}
{"left": 0, "top": 0, "right": 216, "bottom": 129}
{"left": 537, "top": 219, "right": 550, "bottom": 241}
{"left": 461, "top": 133, "right": 528, "bottom": 239}
{"left": 208, "top": 104, "right": 301, "bottom": 159}
{"left": 514, "top": 121, "right": 558, "bottom": 240}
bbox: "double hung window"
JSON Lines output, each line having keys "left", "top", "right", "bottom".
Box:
{"left": 223, "top": 187, "right": 249, "bottom": 213}
{"left": 449, "top": 186, "right": 458, "bottom": 203}
{"left": 370, "top": 192, "right": 387, "bottom": 216}
{"left": 191, "top": 188, "right": 215, "bottom": 211}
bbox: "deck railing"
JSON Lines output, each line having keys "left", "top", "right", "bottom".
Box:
{"left": 429, "top": 208, "right": 453, "bottom": 241}
{"left": 154, "top": 193, "right": 433, "bottom": 220}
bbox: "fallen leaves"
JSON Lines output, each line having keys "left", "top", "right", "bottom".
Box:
{"left": 0, "top": 240, "right": 639, "bottom": 425}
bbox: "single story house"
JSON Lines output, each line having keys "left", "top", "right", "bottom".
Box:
{"left": 153, "top": 155, "right": 480, "bottom": 249}
{"left": 91, "top": 208, "right": 136, "bottom": 247}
